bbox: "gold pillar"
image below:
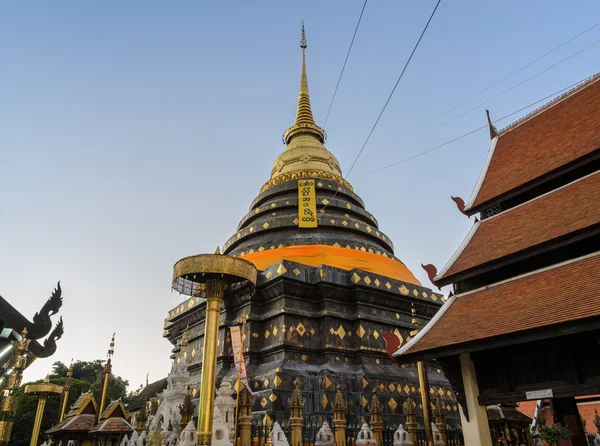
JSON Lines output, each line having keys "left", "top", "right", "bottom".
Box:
{"left": 0, "top": 328, "right": 29, "bottom": 445}
{"left": 288, "top": 379, "right": 304, "bottom": 446}
{"left": 332, "top": 389, "right": 347, "bottom": 446}
{"left": 369, "top": 392, "right": 383, "bottom": 446}
{"left": 98, "top": 334, "right": 115, "bottom": 423}
{"left": 59, "top": 363, "right": 73, "bottom": 422}
{"left": 417, "top": 361, "right": 434, "bottom": 445}
{"left": 433, "top": 398, "right": 447, "bottom": 445}
{"left": 197, "top": 279, "right": 227, "bottom": 446}
{"left": 25, "top": 377, "right": 63, "bottom": 446}
{"left": 238, "top": 387, "right": 253, "bottom": 446}
{"left": 30, "top": 392, "right": 48, "bottom": 446}
{"left": 403, "top": 397, "right": 418, "bottom": 445}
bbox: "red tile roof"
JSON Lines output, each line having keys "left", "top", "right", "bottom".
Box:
{"left": 438, "top": 172, "right": 600, "bottom": 281}
{"left": 46, "top": 414, "right": 96, "bottom": 434}
{"left": 89, "top": 417, "right": 134, "bottom": 434}
{"left": 396, "top": 252, "right": 600, "bottom": 360}
{"left": 467, "top": 74, "right": 600, "bottom": 210}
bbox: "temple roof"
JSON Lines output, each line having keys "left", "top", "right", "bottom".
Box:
{"left": 126, "top": 378, "right": 167, "bottom": 412}
{"left": 395, "top": 252, "right": 600, "bottom": 362}
{"left": 222, "top": 26, "right": 421, "bottom": 286}
{"left": 437, "top": 171, "right": 600, "bottom": 283}
{"left": 46, "top": 414, "right": 96, "bottom": 434}
{"left": 65, "top": 391, "right": 97, "bottom": 418}
{"left": 466, "top": 73, "right": 600, "bottom": 213}
{"left": 89, "top": 417, "right": 134, "bottom": 434}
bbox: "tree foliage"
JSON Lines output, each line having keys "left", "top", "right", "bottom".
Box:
{"left": 533, "top": 423, "right": 572, "bottom": 446}
{"left": 9, "top": 360, "right": 130, "bottom": 446}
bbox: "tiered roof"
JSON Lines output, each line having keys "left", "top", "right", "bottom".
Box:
{"left": 437, "top": 170, "right": 600, "bottom": 283}
{"left": 398, "top": 252, "right": 600, "bottom": 361}
{"left": 466, "top": 74, "right": 600, "bottom": 213}
{"left": 396, "top": 73, "right": 600, "bottom": 363}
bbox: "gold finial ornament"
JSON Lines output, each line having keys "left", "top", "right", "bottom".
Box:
{"left": 300, "top": 21, "right": 307, "bottom": 49}
{"left": 266, "top": 23, "right": 345, "bottom": 192}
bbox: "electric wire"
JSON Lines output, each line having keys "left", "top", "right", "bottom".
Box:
{"left": 351, "top": 75, "right": 595, "bottom": 177}
{"left": 389, "top": 37, "right": 600, "bottom": 152}
{"left": 345, "top": 0, "right": 442, "bottom": 178}
{"left": 323, "top": 0, "right": 368, "bottom": 128}
{"left": 377, "top": 20, "right": 600, "bottom": 149}
{"left": 319, "top": 0, "right": 442, "bottom": 214}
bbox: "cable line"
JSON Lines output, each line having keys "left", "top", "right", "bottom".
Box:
{"left": 345, "top": 0, "right": 442, "bottom": 178}
{"left": 379, "top": 24, "right": 600, "bottom": 153}
{"left": 319, "top": 0, "right": 442, "bottom": 214}
{"left": 323, "top": 0, "right": 368, "bottom": 128}
{"left": 352, "top": 75, "right": 595, "bottom": 177}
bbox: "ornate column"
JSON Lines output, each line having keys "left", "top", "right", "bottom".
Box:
{"left": 402, "top": 397, "right": 418, "bottom": 446}
{"left": 369, "top": 392, "right": 383, "bottom": 446}
{"left": 332, "top": 388, "right": 347, "bottom": 446}
{"left": 237, "top": 387, "right": 253, "bottom": 446}
{"left": 433, "top": 398, "right": 447, "bottom": 446}
{"left": 31, "top": 392, "right": 47, "bottom": 446}
{"left": 288, "top": 379, "right": 304, "bottom": 446}
{"left": 198, "top": 279, "right": 227, "bottom": 445}
{"left": 58, "top": 363, "right": 73, "bottom": 422}
{"left": 25, "top": 376, "right": 63, "bottom": 446}
{"left": 171, "top": 250, "right": 257, "bottom": 446}
{"left": 0, "top": 328, "right": 29, "bottom": 445}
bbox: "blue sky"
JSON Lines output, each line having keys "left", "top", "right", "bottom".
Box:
{"left": 1, "top": 1, "right": 599, "bottom": 389}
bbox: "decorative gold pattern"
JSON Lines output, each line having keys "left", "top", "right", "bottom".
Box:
{"left": 351, "top": 272, "right": 361, "bottom": 283}
{"left": 293, "top": 268, "right": 301, "bottom": 276}
{"left": 296, "top": 322, "right": 306, "bottom": 337}
{"left": 357, "top": 325, "right": 365, "bottom": 338}
{"left": 274, "top": 376, "right": 282, "bottom": 387}
{"left": 321, "top": 393, "right": 328, "bottom": 409}
{"left": 172, "top": 253, "right": 257, "bottom": 292}
{"left": 388, "top": 398, "right": 398, "bottom": 411}
{"left": 261, "top": 171, "right": 353, "bottom": 193}
{"left": 399, "top": 285, "right": 409, "bottom": 295}
{"left": 276, "top": 264, "right": 287, "bottom": 275}
{"left": 362, "top": 378, "right": 368, "bottom": 388}
{"left": 269, "top": 393, "right": 277, "bottom": 402}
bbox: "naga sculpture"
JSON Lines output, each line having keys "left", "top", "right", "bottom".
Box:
{"left": 0, "top": 282, "right": 63, "bottom": 340}
{"left": 29, "top": 317, "right": 64, "bottom": 358}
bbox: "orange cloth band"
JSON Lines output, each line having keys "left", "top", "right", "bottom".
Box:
{"left": 240, "top": 244, "right": 420, "bottom": 285}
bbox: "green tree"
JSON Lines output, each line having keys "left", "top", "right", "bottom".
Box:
{"left": 533, "top": 423, "right": 572, "bottom": 446}
{"left": 50, "top": 360, "right": 129, "bottom": 403}
{"left": 9, "top": 360, "right": 130, "bottom": 446}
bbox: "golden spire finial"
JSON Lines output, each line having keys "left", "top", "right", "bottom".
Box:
{"left": 300, "top": 21, "right": 307, "bottom": 49}
{"left": 282, "top": 22, "right": 325, "bottom": 145}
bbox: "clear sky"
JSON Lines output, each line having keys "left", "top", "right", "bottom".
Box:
{"left": 2, "top": 0, "right": 599, "bottom": 390}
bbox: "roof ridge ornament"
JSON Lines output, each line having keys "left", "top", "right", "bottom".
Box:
{"left": 486, "top": 109, "right": 498, "bottom": 140}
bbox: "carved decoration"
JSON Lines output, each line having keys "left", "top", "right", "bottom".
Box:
{"left": 450, "top": 196, "right": 469, "bottom": 217}
{"left": 421, "top": 264, "right": 440, "bottom": 290}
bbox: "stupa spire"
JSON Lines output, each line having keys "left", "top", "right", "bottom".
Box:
{"left": 283, "top": 22, "right": 325, "bottom": 144}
